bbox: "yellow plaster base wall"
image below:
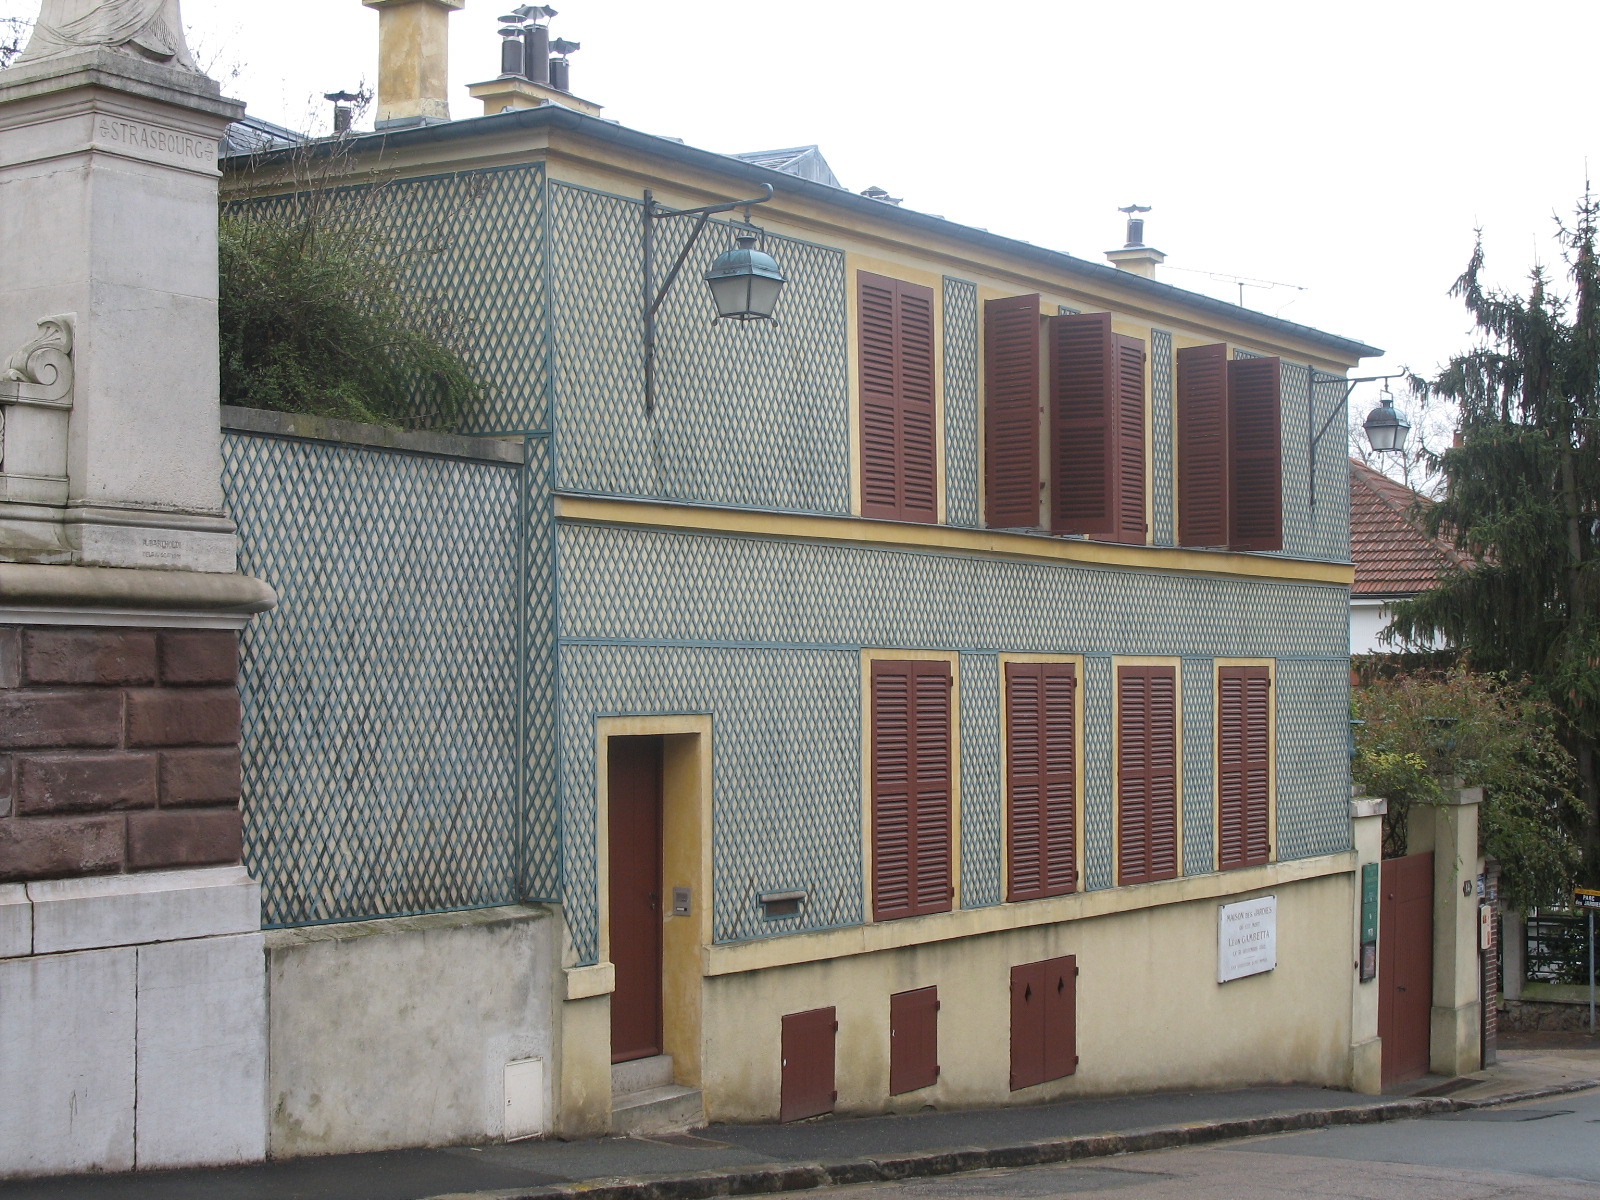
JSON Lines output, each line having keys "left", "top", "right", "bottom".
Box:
{"left": 556, "top": 993, "right": 612, "bottom": 1138}
{"left": 697, "top": 871, "right": 1355, "bottom": 1122}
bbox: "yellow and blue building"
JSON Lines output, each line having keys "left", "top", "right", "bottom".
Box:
{"left": 221, "top": 73, "right": 1383, "bottom": 1149}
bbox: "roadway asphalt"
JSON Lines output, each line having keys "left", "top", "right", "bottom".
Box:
{"left": 1237, "top": 1086, "right": 1600, "bottom": 1184}
{"left": 764, "top": 1088, "right": 1600, "bottom": 1200}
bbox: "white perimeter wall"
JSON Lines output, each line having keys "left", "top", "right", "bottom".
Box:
{"left": 266, "top": 905, "right": 558, "bottom": 1156}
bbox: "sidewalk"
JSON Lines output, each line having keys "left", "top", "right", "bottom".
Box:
{"left": 3, "top": 1046, "right": 1597, "bottom": 1200}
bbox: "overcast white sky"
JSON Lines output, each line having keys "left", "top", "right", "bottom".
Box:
{"left": 14, "top": 0, "right": 1600, "bottom": 422}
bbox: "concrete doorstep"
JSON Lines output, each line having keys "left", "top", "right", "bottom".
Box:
{"left": 425, "top": 1079, "right": 1600, "bottom": 1200}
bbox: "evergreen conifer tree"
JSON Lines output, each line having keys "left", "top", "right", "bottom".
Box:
{"left": 1392, "top": 195, "right": 1600, "bottom": 882}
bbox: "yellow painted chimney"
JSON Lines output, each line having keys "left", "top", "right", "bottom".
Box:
{"left": 363, "top": 0, "right": 465, "bottom": 129}
{"left": 1105, "top": 209, "right": 1165, "bottom": 278}
{"left": 1104, "top": 245, "right": 1166, "bottom": 278}
{"left": 468, "top": 77, "right": 604, "bottom": 119}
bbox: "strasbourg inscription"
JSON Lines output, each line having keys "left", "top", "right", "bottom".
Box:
{"left": 95, "top": 117, "right": 215, "bottom": 164}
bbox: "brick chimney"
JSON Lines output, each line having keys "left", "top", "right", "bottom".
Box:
{"left": 363, "top": 0, "right": 465, "bottom": 130}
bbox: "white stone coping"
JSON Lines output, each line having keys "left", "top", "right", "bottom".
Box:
{"left": 26, "top": 866, "right": 261, "bottom": 954}
{"left": 0, "top": 46, "right": 242, "bottom": 120}
{"left": 222, "top": 406, "right": 526, "bottom": 465}
{"left": 564, "top": 962, "right": 615, "bottom": 1000}
{"left": 1351, "top": 796, "right": 1389, "bottom": 819}
{"left": 0, "top": 562, "right": 277, "bottom": 615}
{"left": 262, "top": 904, "right": 550, "bottom": 950}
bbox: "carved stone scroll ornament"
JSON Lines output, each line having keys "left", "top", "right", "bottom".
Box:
{"left": 0, "top": 315, "right": 76, "bottom": 474}
{"left": 17, "top": 0, "right": 197, "bottom": 71}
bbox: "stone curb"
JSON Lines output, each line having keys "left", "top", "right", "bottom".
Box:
{"left": 424, "top": 1080, "right": 1600, "bottom": 1200}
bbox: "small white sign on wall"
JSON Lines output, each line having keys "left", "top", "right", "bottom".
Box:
{"left": 1218, "top": 895, "right": 1277, "bottom": 983}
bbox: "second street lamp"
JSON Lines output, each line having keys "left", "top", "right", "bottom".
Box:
{"left": 1362, "top": 385, "right": 1412, "bottom": 453}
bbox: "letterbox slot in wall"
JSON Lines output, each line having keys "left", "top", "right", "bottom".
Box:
{"left": 759, "top": 890, "right": 805, "bottom": 919}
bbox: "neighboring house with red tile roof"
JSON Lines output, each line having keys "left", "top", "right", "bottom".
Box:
{"left": 1349, "top": 459, "right": 1471, "bottom": 652}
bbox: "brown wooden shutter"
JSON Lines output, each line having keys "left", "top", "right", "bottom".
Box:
{"left": 1177, "top": 343, "right": 1230, "bottom": 546}
{"left": 1227, "top": 356, "right": 1283, "bottom": 551}
{"left": 1006, "top": 662, "right": 1078, "bottom": 902}
{"left": 872, "top": 660, "right": 953, "bottom": 922}
{"left": 1042, "top": 954, "right": 1078, "bottom": 1083}
{"left": 889, "top": 986, "right": 940, "bottom": 1094}
{"left": 1049, "top": 314, "right": 1146, "bottom": 543}
{"left": 1112, "top": 333, "right": 1147, "bottom": 544}
{"left": 1009, "top": 960, "right": 1046, "bottom": 1090}
{"left": 1010, "top": 955, "right": 1077, "bottom": 1090}
{"left": 1217, "top": 666, "right": 1272, "bottom": 870}
{"left": 859, "top": 272, "right": 938, "bottom": 524}
{"left": 780, "top": 1007, "right": 837, "bottom": 1121}
{"left": 912, "top": 665, "right": 954, "bottom": 915}
{"left": 1116, "top": 666, "right": 1178, "bottom": 886}
{"left": 984, "top": 295, "right": 1042, "bottom": 528}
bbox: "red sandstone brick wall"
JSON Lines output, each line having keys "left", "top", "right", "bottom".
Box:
{"left": 0, "top": 626, "right": 244, "bottom": 883}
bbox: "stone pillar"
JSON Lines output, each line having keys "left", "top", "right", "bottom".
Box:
{"left": 0, "top": 3, "right": 276, "bottom": 1179}
{"left": 0, "top": 46, "right": 242, "bottom": 570}
{"left": 1410, "top": 784, "right": 1484, "bottom": 1079}
{"left": 1348, "top": 790, "right": 1386, "bottom": 1094}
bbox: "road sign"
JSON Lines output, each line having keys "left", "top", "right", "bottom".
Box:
{"left": 1576, "top": 887, "right": 1600, "bottom": 911}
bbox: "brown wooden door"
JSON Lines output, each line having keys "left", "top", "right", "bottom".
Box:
{"left": 1009, "top": 955, "right": 1078, "bottom": 1090}
{"left": 608, "top": 736, "right": 663, "bottom": 1063}
{"left": 780, "top": 1007, "right": 837, "bottom": 1121}
{"left": 1379, "top": 852, "right": 1434, "bottom": 1087}
{"left": 889, "top": 986, "right": 940, "bottom": 1095}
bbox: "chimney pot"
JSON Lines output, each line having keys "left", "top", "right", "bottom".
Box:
{"left": 499, "top": 27, "right": 526, "bottom": 78}
{"left": 525, "top": 23, "right": 552, "bottom": 84}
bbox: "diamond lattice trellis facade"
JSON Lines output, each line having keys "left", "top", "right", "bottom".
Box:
{"left": 219, "top": 103, "right": 1388, "bottom": 1135}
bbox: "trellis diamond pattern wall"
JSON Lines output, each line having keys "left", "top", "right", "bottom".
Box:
{"left": 548, "top": 183, "right": 851, "bottom": 513}
{"left": 943, "top": 278, "right": 981, "bottom": 528}
{"left": 958, "top": 652, "right": 1003, "bottom": 907}
{"left": 224, "top": 429, "right": 528, "bottom": 927}
{"left": 523, "top": 434, "right": 561, "bottom": 902}
{"left": 1182, "top": 659, "right": 1216, "bottom": 875}
{"left": 1151, "top": 330, "right": 1176, "bottom": 547}
{"left": 1082, "top": 656, "right": 1116, "bottom": 890}
{"left": 558, "top": 643, "right": 864, "bottom": 962}
{"left": 1275, "top": 658, "right": 1353, "bottom": 860}
{"left": 232, "top": 165, "right": 551, "bottom": 435}
{"left": 555, "top": 523, "right": 1350, "bottom": 961}
{"left": 557, "top": 525, "right": 1348, "bottom": 657}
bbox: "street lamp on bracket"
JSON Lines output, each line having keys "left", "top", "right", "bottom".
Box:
{"left": 641, "top": 183, "right": 786, "bottom": 414}
{"left": 1305, "top": 367, "right": 1410, "bottom": 507}
{"left": 1361, "top": 383, "right": 1412, "bottom": 453}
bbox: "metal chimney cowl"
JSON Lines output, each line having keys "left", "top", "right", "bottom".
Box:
{"left": 362, "top": 0, "right": 466, "bottom": 130}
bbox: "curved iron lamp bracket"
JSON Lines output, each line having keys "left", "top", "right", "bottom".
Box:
{"left": 642, "top": 184, "right": 775, "bottom": 413}
{"left": 1306, "top": 366, "right": 1407, "bottom": 508}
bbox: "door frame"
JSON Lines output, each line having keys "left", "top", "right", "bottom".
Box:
{"left": 596, "top": 715, "right": 713, "bottom": 1085}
